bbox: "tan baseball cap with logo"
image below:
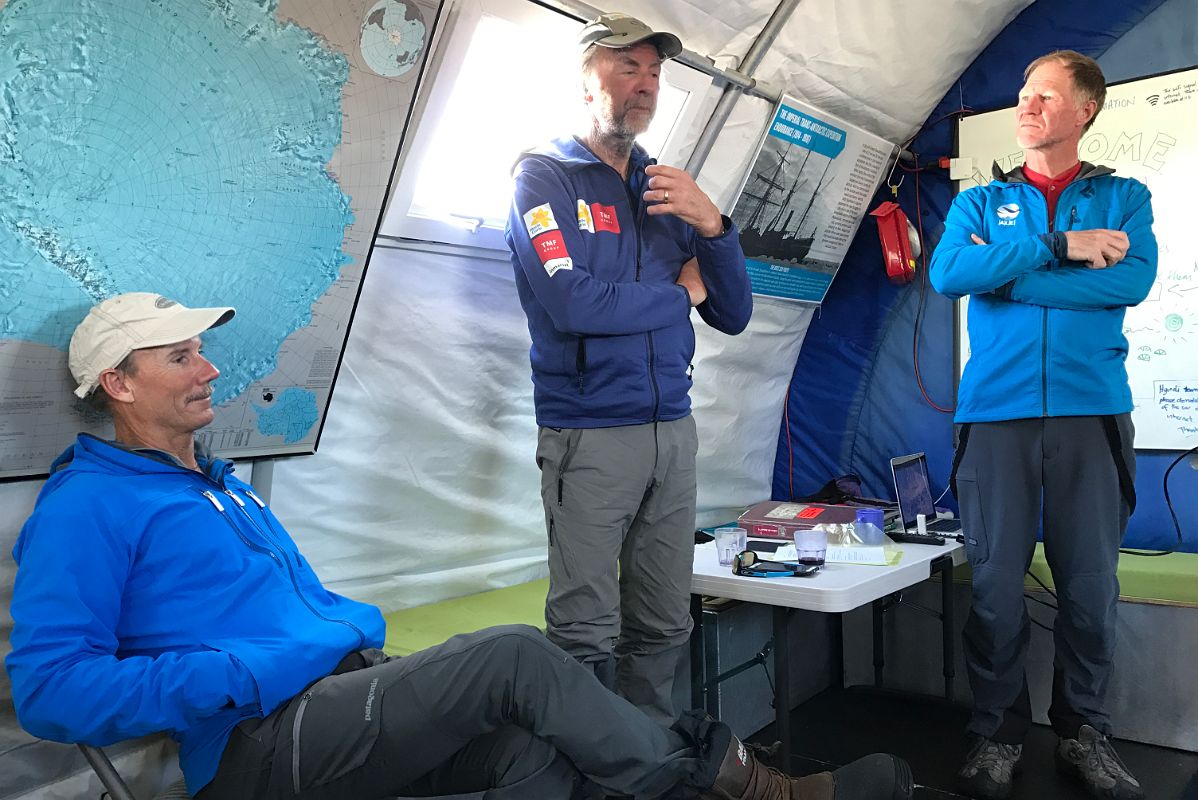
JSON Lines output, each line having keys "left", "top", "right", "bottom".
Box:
{"left": 69, "top": 293, "right": 235, "bottom": 398}
{"left": 578, "top": 12, "right": 683, "bottom": 60}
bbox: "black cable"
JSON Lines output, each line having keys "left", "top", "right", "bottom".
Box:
{"left": 1025, "top": 592, "right": 1058, "bottom": 611}
{"left": 1120, "top": 445, "right": 1196, "bottom": 557}
{"left": 1025, "top": 567, "right": 1058, "bottom": 601}
{"left": 1025, "top": 569, "right": 1057, "bottom": 633}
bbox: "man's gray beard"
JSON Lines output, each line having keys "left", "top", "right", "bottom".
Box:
{"left": 594, "top": 111, "right": 648, "bottom": 148}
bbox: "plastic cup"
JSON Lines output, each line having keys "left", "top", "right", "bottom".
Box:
{"left": 715, "top": 527, "right": 748, "bottom": 567}
{"left": 794, "top": 527, "right": 827, "bottom": 566}
{"left": 855, "top": 508, "right": 886, "bottom": 545}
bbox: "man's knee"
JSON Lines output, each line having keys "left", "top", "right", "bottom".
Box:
{"left": 472, "top": 725, "right": 560, "bottom": 787}
{"left": 474, "top": 624, "right": 570, "bottom": 663}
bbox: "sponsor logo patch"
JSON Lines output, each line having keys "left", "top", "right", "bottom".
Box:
{"left": 543, "top": 257, "right": 573, "bottom": 276}
{"left": 523, "top": 203, "right": 558, "bottom": 238}
{"left": 533, "top": 231, "right": 573, "bottom": 276}
{"left": 577, "top": 199, "right": 594, "bottom": 233}
{"left": 996, "top": 203, "right": 1020, "bottom": 223}
{"left": 533, "top": 231, "right": 569, "bottom": 262}
{"left": 591, "top": 203, "right": 620, "bottom": 234}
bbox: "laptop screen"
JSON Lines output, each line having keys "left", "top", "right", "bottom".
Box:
{"left": 892, "top": 453, "right": 936, "bottom": 527}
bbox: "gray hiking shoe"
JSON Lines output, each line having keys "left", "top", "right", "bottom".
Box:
{"left": 1055, "top": 725, "right": 1145, "bottom": 799}
{"left": 957, "top": 737, "right": 1021, "bottom": 800}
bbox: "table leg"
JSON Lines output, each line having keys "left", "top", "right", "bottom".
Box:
{"left": 831, "top": 612, "right": 845, "bottom": 689}
{"left": 934, "top": 554, "right": 956, "bottom": 699}
{"left": 872, "top": 598, "right": 885, "bottom": 687}
{"left": 773, "top": 605, "right": 793, "bottom": 773}
{"left": 690, "top": 593, "right": 705, "bottom": 710}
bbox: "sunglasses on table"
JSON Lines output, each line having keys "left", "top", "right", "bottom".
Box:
{"left": 732, "top": 550, "right": 820, "bottom": 578}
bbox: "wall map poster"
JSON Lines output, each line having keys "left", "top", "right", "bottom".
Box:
{"left": 0, "top": 0, "right": 441, "bottom": 478}
{"left": 730, "top": 96, "right": 895, "bottom": 304}
{"left": 957, "top": 66, "right": 1198, "bottom": 450}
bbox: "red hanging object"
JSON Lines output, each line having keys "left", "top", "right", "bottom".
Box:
{"left": 870, "top": 201, "right": 916, "bottom": 285}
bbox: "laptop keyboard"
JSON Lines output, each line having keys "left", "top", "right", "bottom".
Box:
{"left": 925, "top": 517, "right": 960, "bottom": 533}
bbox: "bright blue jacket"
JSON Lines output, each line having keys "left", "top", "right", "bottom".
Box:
{"left": 505, "top": 136, "right": 752, "bottom": 428}
{"left": 930, "top": 163, "right": 1157, "bottom": 422}
{"left": 6, "top": 435, "right": 385, "bottom": 794}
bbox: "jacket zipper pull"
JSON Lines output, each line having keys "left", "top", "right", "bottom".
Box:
{"left": 244, "top": 489, "right": 267, "bottom": 508}
{"left": 201, "top": 490, "right": 225, "bottom": 512}
{"left": 223, "top": 489, "right": 246, "bottom": 508}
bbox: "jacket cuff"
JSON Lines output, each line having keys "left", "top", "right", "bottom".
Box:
{"left": 700, "top": 215, "right": 734, "bottom": 240}
{"left": 1039, "top": 231, "right": 1068, "bottom": 260}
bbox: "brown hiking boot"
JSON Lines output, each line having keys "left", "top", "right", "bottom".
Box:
{"left": 700, "top": 736, "right": 913, "bottom": 799}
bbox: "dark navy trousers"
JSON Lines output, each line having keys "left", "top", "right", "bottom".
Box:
{"left": 953, "top": 414, "right": 1134, "bottom": 743}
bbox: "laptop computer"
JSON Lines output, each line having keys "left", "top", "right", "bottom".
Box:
{"left": 890, "top": 452, "right": 962, "bottom": 535}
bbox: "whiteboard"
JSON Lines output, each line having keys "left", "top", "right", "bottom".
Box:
{"left": 956, "top": 66, "right": 1198, "bottom": 451}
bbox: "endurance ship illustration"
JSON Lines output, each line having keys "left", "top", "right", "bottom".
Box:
{"left": 733, "top": 142, "right": 832, "bottom": 263}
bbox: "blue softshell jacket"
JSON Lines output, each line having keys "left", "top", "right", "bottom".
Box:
{"left": 929, "top": 162, "right": 1157, "bottom": 423}
{"left": 505, "top": 136, "right": 752, "bottom": 428}
{"left": 6, "top": 435, "right": 386, "bottom": 794}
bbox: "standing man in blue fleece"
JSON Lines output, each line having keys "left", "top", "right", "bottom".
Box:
{"left": 505, "top": 12, "right": 752, "bottom": 725}
{"left": 8, "top": 292, "right": 912, "bottom": 800}
{"left": 930, "top": 51, "right": 1155, "bottom": 800}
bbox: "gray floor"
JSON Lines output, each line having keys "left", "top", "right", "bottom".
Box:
{"left": 752, "top": 686, "right": 1198, "bottom": 800}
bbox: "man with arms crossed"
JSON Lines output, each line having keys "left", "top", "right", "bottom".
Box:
{"left": 505, "top": 12, "right": 752, "bottom": 725}
{"left": 930, "top": 51, "right": 1155, "bottom": 800}
{"left": 7, "top": 292, "right": 911, "bottom": 799}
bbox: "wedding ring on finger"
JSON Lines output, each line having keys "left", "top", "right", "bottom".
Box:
{"left": 663, "top": 191, "right": 669, "bottom": 204}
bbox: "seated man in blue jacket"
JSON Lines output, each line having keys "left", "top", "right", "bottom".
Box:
{"left": 7, "top": 292, "right": 912, "bottom": 800}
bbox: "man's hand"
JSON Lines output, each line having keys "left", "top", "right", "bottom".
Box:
{"left": 644, "top": 165, "right": 724, "bottom": 238}
{"left": 676, "top": 258, "right": 708, "bottom": 307}
{"left": 1063, "top": 229, "right": 1129, "bottom": 269}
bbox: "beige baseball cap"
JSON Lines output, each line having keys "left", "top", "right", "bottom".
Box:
{"left": 69, "top": 292, "right": 235, "bottom": 398}
{"left": 578, "top": 12, "right": 683, "bottom": 60}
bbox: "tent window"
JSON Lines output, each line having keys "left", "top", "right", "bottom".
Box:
{"left": 381, "top": 0, "right": 713, "bottom": 251}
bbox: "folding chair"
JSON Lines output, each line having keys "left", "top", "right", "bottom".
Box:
{"left": 78, "top": 744, "right": 190, "bottom": 800}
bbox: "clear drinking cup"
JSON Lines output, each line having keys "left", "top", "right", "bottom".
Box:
{"left": 715, "top": 527, "right": 748, "bottom": 567}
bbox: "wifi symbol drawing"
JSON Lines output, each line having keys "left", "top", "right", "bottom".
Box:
{"left": 1147, "top": 94, "right": 1160, "bottom": 106}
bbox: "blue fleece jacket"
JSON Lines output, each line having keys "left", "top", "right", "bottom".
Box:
{"left": 929, "top": 162, "right": 1157, "bottom": 422}
{"left": 505, "top": 136, "right": 752, "bottom": 428}
{"left": 6, "top": 435, "right": 385, "bottom": 794}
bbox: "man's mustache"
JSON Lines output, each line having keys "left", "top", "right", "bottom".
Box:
{"left": 186, "top": 387, "right": 214, "bottom": 402}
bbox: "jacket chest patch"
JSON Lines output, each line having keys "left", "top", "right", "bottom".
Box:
{"left": 996, "top": 203, "right": 1020, "bottom": 227}
{"left": 576, "top": 198, "right": 620, "bottom": 234}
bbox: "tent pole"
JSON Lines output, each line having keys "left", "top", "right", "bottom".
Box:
{"left": 685, "top": 0, "right": 801, "bottom": 175}
{"left": 535, "top": 0, "right": 769, "bottom": 96}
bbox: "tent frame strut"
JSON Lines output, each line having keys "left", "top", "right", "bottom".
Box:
{"left": 531, "top": 0, "right": 801, "bottom": 175}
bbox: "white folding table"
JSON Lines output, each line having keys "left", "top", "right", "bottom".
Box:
{"left": 689, "top": 538, "right": 965, "bottom": 770}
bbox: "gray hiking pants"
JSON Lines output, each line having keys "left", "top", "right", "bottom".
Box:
{"left": 536, "top": 418, "right": 698, "bottom": 725}
{"left": 953, "top": 415, "right": 1135, "bottom": 743}
{"left": 197, "top": 626, "right": 728, "bottom": 799}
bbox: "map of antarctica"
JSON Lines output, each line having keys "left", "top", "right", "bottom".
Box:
{"left": 0, "top": 0, "right": 439, "bottom": 478}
